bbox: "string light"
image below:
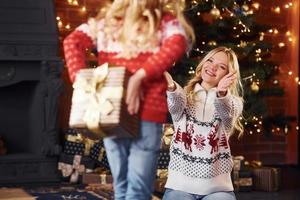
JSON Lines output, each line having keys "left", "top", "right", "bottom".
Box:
{"left": 252, "top": 2, "right": 260, "bottom": 10}
{"left": 278, "top": 42, "right": 285, "bottom": 48}
{"left": 273, "top": 6, "right": 281, "bottom": 14}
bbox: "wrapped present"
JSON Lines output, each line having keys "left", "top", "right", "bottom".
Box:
{"left": 252, "top": 167, "right": 281, "bottom": 192}
{"left": 63, "top": 129, "right": 98, "bottom": 156}
{"left": 157, "top": 169, "right": 168, "bottom": 179}
{"left": 58, "top": 153, "right": 97, "bottom": 183}
{"left": 89, "top": 141, "right": 110, "bottom": 170}
{"left": 82, "top": 170, "right": 113, "bottom": 185}
{"left": 160, "top": 124, "right": 174, "bottom": 150}
{"left": 69, "top": 63, "right": 139, "bottom": 139}
{"left": 154, "top": 178, "right": 167, "bottom": 193}
{"left": 232, "top": 170, "right": 253, "bottom": 192}
{"left": 233, "top": 155, "right": 246, "bottom": 171}
{"left": 157, "top": 150, "right": 170, "bottom": 169}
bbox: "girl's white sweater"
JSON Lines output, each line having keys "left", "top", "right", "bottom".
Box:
{"left": 165, "top": 82, "right": 243, "bottom": 195}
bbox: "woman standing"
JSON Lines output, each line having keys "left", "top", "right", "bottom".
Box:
{"left": 63, "top": 1, "right": 195, "bottom": 199}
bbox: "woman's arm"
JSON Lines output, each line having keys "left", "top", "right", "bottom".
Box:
{"left": 214, "top": 94, "right": 243, "bottom": 131}
{"left": 63, "top": 21, "right": 97, "bottom": 82}
{"left": 167, "top": 82, "right": 187, "bottom": 122}
{"left": 141, "top": 15, "right": 189, "bottom": 80}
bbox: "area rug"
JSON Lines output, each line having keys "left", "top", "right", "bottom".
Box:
{"left": 25, "top": 184, "right": 114, "bottom": 200}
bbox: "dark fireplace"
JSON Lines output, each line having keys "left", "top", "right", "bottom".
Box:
{"left": 0, "top": 0, "right": 63, "bottom": 185}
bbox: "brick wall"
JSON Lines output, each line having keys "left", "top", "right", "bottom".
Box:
{"left": 230, "top": 0, "right": 299, "bottom": 165}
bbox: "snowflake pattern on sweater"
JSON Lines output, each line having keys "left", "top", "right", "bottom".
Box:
{"left": 165, "top": 82, "right": 243, "bottom": 195}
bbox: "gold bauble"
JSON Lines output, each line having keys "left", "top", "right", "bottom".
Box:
{"left": 251, "top": 82, "right": 259, "bottom": 93}
{"left": 242, "top": 4, "right": 249, "bottom": 11}
{"left": 210, "top": 6, "right": 220, "bottom": 18}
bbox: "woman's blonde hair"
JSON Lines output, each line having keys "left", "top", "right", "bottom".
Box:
{"left": 185, "top": 46, "right": 244, "bottom": 137}
{"left": 94, "top": 0, "right": 195, "bottom": 58}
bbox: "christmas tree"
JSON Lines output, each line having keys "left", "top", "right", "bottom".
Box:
{"left": 170, "top": 0, "right": 296, "bottom": 135}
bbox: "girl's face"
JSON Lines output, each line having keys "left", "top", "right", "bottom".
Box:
{"left": 200, "top": 51, "right": 229, "bottom": 89}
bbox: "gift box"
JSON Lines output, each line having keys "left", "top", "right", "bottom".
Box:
{"left": 160, "top": 124, "right": 174, "bottom": 150}
{"left": 58, "top": 153, "right": 97, "bottom": 183}
{"left": 69, "top": 63, "right": 139, "bottom": 139}
{"left": 82, "top": 172, "right": 113, "bottom": 184}
{"left": 157, "top": 150, "right": 170, "bottom": 169}
{"left": 232, "top": 170, "right": 253, "bottom": 192}
{"left": 154, "top": 178, "right": 167, "bottom": 193}
{"left": 252, "top": 167, "right": 281, "bottom": 192}
{"left": 63, "top": 129, "right": 98, "bottom": 156}
{"left": 233, "top": 155, "right": 246, "bottom": 171}
{"left": 89, "top": 141, "right": 110, "bottom": 170}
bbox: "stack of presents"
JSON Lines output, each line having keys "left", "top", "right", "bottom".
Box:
{"left": 57, "top": 63, "right": 281, "bottom": 194}
{"left": 57, "top": 126, "right": 171, "bottom": 193}
{"left": 232, "top": 155, "right": 281, "bottom": 192}
{"left": 58, "top": 63, "right": 135, "bottom": 195}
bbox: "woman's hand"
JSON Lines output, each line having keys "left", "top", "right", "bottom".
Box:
{"left": 216, "top": 71, "right": 237, "bottom": 97}
{"left": 164, "top": 72, "right": 176, "bottom": 91}
{"left": 126, "top": 69, "right": 146, "bottom": 115}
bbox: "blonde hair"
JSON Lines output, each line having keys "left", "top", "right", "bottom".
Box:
{"left": 95, "top": 0, "right": 195, "bottom": 58}
{"left": 185, "top": 46, "right": 244, "bottom": 137}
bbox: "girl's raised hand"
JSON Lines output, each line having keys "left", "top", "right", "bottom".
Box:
{"left": 216, "top": 71, "right": 237, "bottom": 96}
{"left": 164, "top": 72, "right": 176, "bottom": 91}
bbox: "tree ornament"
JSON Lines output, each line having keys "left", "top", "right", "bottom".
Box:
{"left": 210, "top": 5, "right": 220, "bottom": 18}
{"left": 251, "top": 82, "right": 259, "bottom": 93}
{"left": 240, "top": 40, "right": 247, "bottom": 48}
{"left": 242, "top": 4, "right": 249, "bottom": 11}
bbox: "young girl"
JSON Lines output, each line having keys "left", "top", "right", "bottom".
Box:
{"left": 63, "top": 0, "right": 194, "bottom": 199}
{"left": 163, "top": 47, "right": 244, "bottom": 200}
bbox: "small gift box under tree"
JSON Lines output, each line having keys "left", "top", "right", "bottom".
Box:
{"left": 252, "top": 167, "right": 281, "bottom": 192}
{"left": 82, "top": 167, "right": 113, "bottom": 185}
{"left": 58, "top": 153, "right": 97, "bottom": 183}
{"left": 63, "top": 129, "right": 96, "bottom": 156}
{"left": 232, "top": 156, "right": 253, "bottom": 192}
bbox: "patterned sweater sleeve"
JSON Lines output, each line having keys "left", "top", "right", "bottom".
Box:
{"left": 142, "top": 15, "right": 189, "bottom": 80}
{"left": 166, "top": 82, "right": 187, "bottom": 122}
{"left": 63, "top": 19, "right": 98, "bottom": 82}
{"left": 214, "top": 94, "right": 243, "bottom": 132}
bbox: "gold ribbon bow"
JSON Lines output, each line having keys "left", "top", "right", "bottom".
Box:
{"left": 73, "top": 63, "right": 115, "bottom": 137}
{"left": 66, "top": 133, "right": 97, "bottom": 156}
{"left": 58, "top": 155, "right": 85, "bottom": 183}
{"left": 157, "top": 169, "right": 169, "bottom": 179}
{"left": 66, "top": 133, "right": 84, "bottom": 143}
{"left": 161, "top": 126, "right": 174, "bottom": 148}
{"left": 249, "top": 160, "right": 262, "bottom": 168}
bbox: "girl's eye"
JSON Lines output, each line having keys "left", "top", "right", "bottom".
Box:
{"left": 207, "top": 59, "right": 213, "bottom": 63}
{"left": 220, "top": 65, "right": 226, "bottom": 70}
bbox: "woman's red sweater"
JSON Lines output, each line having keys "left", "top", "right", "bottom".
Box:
{"left": 63, "top": 15, "right": 189, "bottom": 123}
